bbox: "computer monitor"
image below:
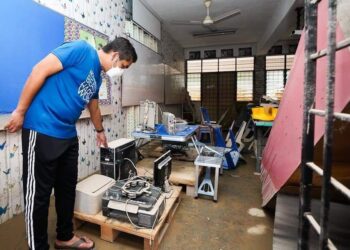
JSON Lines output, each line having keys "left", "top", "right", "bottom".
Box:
{"left": 153, "top": 150, "right": 172, "bottom": 192}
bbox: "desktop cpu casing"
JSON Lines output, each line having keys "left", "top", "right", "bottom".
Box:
{"left": 100, "top": 138, "right": 136, "bottom": 180}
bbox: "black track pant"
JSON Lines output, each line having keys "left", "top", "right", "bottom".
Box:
{"left": 22, "top": 128, "right": 79, "bottom": 250}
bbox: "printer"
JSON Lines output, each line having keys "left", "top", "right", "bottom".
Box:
{"left": 75, "top": 174, "right": 116, "bottom": 215}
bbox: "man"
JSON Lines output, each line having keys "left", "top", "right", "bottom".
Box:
{"left": 6, "top": 37, "right": 137, "bottom": 249}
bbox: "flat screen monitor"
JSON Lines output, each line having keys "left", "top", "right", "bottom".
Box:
{"left": 153, "top": 150, "right": 172, "bottom": 192}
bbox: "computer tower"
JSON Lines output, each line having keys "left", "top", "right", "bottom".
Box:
{"left": 100, "top": 138, "right": 137, "bottom": 180}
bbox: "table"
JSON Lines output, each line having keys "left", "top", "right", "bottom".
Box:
{"left": 132, "top": 124, "right": 199, "bottom": 142}
{"left": 132, "top": 124, "right": 199, "bottom": 158}
{"left": 133, "top": 124, "right": 224, "bottom": 201}
{"left": 194, "top": 155, "right": 223, "bottom": 201}
{"left": 254, "top": 120, "right": 273, "bottom": 173}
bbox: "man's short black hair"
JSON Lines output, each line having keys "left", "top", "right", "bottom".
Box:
{"left": 102, "top": 37, "right": 137, "bottom": 63}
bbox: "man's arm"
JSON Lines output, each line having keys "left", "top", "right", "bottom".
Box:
{"left": 5, "top": 54, "right": 63, "bottom": 133}
{"left": 87, "top": 99, "right": 108, "bottom": 148}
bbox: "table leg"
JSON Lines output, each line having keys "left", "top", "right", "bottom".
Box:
{"left": 191, "top": 135, "right": 200, "bottom": 155}
{"left": 214, "top": 167, "right": 219, "bottom": 201}
{"left": 256, "top": 127, "right": 263, "bottom": 173}
{"left": 194, "top": 164, "right": 199, "bottom": 197}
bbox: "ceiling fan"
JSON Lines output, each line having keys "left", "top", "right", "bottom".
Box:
{"left": 170, "top": 0, "right": 241, "bottom": 26}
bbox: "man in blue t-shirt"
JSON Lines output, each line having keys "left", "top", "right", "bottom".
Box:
{"left": 6, "top": 37, "right": 137, "bottom": 250}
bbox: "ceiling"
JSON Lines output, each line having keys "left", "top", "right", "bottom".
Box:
{"left": 141, "top": 0, "right": 303, "bottom": 54}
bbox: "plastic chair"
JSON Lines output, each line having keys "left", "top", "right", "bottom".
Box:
{"left": 200, "top": 107, "right": 216, "bottom": 125}
{"left": 226, "top": 121, "right": 247, "bottom": 153}
{"left": 212, "top": 127, "right": 240, "bottom": 169}
{"left": 242, "top": 118, "right": 254, "bottom": 143}
{"left": 198, "top": 107, "right": 220, "bottom": 145}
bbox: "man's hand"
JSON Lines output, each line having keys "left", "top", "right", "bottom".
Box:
{"left": 5, "top": 109, "right": 25, "bottom": 133}
{"left": 96, "top": 132, "right": 108, "bottom": 148}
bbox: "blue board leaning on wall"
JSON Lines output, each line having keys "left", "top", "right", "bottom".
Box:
{"left": 0, "top": 1, "right": 64, "bottom": 114}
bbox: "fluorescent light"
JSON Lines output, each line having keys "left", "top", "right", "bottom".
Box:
{"left": 192, "top": 29, "right": 237, "bottom": 38}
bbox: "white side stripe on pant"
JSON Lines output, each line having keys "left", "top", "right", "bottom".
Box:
{"left": 26, "top": 130, "right": 37, "bottom": 250}
{"left": 25, "top": 131, "right": 33, "bottom": 247}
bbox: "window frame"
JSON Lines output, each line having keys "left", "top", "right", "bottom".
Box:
{"left": 265, "top": 54, "right": 295, "bottom": 99}
{"left": 185, "top": 56, "right": 255, "bottom": 103}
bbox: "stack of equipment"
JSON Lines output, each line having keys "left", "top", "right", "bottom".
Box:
{"left": 162, "top": 112, "right": 188, "bottom": 134}
{"left": 102, "top": 177, "right": 165, "bottom": 228}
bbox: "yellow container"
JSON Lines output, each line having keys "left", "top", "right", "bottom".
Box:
{"left": 251, "top": 106, "right": 278, "bottom": 121}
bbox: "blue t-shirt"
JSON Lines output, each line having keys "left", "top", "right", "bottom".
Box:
{"left": 23, "top": 40, "right": 102, "bottom": 139}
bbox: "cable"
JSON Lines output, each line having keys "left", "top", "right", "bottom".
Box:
{"left": 122, "top": 178, "right": 167, "bottom": 248}
{"left": 124, "top": 157, "right": 153, "bottom": 178}
{"left": 123, "top": 157, "right": 137, "bottom": 173}
{"left": 109, "top": 163, "right": 176, "bottom": 248}
{"left": 125, "top": 198, "right": 149, "bottom": 229}
{"left": 164, "top": 187, "right": 174, "bottom": 199}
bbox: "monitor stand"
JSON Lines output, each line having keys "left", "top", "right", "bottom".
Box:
{"left": 163, "top": 179, "right": 170, "bottom": 192}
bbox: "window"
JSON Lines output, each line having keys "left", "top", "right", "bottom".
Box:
{"left": 221, "top": 49, "right": 233, "bottom": 58}
{"left": 125, "top": 20, "right": 159, "bottom": 52}
{"left": 236, "top": 57, "right": 254, "bottom": 71}
{"left": 187, "top": 74, "right": 201, "bottom": 101}
{"left": 219, "top": 58, "right": 235, "bottom": 72}
{"left": 236, "top": 57, "right": 254, "bottom": 101}
{"left": 286, "top": 55, "right": 295, "bottom": 70}
{"left": 202, "top": 59, "right": 218, "bottom": 72}
{"left": 266, "top": 71, "right": 284, "bottom": 99}
{"left": 268, "top": 45, "right": 283, "bottom": 55}
{"left": 186, "top": 57, "right": 254, "bottom": 102}
{"left": 237, "top": 72, "right": 253, "bottom": 101}
{"left": 265, "top": 55, "right": 295, "bottom": 100}
{"left": 189, "top": 51, "right": 201, "bottom": 60}
{"left": 238, "top": 47, "right": 252, "bottom": 57}
{"left": 187, "top": 60, "right": 201, "bottom": 73}
{"left": 266, "top": 55, "right": 285, "bottom": 70}
{"left": 187, "top": 60, "right": 202, "bottom": 101}
{"left": 204, "top": 50, "right": 216, "bottom": 59}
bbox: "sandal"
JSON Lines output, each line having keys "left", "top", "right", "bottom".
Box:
{"left": 54, "top": 236, "right": 95, "bottom": 250}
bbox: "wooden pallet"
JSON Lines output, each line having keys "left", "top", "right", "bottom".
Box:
{"left": 136, "top": 158, "right": 201, "bottom": 197}
{"left": 74, "top": 186, "right": 182, "bottom": 250}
